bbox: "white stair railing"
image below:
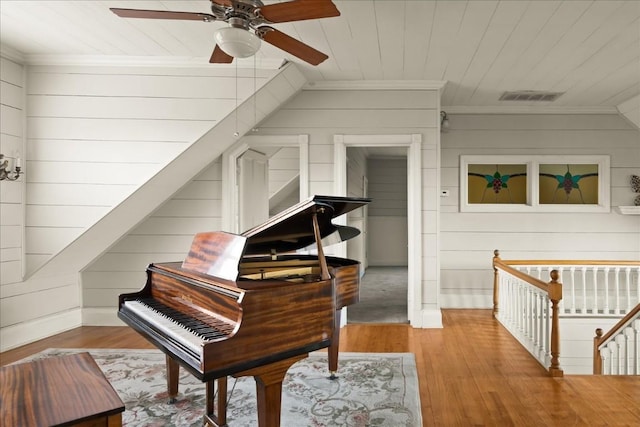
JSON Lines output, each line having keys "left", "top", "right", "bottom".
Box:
{"left": 593, "top": 306, "right": 640, "bottom": 375}
{"left": 492, "top": 251, "right": 563, "bottom": 377}
{"left": 508, "top": 263, "right": 639, "bottom": 317}
{"left": 493, "top": 250, "right": 640, "bottom": 377}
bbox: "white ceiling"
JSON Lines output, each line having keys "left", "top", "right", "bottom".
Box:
{"left": 1, "top": 0, "right": 639, "bottom": 112}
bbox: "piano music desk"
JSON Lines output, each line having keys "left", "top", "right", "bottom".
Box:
{"left": 0, "top": 352, "right": 125, "bottom": 427}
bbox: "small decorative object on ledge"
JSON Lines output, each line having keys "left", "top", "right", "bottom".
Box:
{"left": 632, "top": 175, "right": 640, "bottom": 206}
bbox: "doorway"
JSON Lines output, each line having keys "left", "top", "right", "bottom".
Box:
{"left": 347, "top": 151, "right": 409, "bottom": 324}
{"left": 333, "top": 134, "right": 423, "bottom": 326}
{"left": 222, "top": 134, "right": 309, "bottom": 233}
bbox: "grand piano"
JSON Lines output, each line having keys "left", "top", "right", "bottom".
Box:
{"left": 118, "top": 195, "right": 370, "bottom": 427}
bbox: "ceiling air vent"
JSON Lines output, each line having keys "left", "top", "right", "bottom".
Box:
{"left": 499, "top": 91, "right": 564, "bottom": 102}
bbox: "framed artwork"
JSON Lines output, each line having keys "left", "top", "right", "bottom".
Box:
{"left": 460, "top": 155, "right": 610, "bottom": 212}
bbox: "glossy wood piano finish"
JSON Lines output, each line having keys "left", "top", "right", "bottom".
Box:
{"left": 117, "top": 196, "right": 370, "bottom": 427}
{"left": 119, "top": 260, "right": 335, "bottom": 382}
{"left": 237, "top": 254, "right": 361, "bottom": 378}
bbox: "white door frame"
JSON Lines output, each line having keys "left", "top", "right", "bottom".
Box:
{"left": 222, "top": 134, "right": 309, "bottom": 233}
{"left": 334, "top": 134, "right": 423, "bottom": 326}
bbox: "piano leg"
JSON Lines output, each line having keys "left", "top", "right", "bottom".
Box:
{"left": 327, "top": 309, "right": 341, "bottom": 380}
{"left": 235, "top": 354, "right": 307, "bottom": 427}
{"left": 166, "top": 355, "right": 179, "bottom": 403}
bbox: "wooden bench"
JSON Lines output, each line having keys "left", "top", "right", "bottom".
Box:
{"left": 0, "top": 352, "right": 125, "bottom": 426}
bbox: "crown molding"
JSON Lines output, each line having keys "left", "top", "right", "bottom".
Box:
{"left": 442, "top": 105, "right": 619, "bottom": 115}
{"left": 304, "top": 80, "right": 447, "bottom": 91}
{"left": 17, "top": 53, "right": 284, "bottom": 69}
{"left": 0, "top": 45, "right": 25, "bottom": 64}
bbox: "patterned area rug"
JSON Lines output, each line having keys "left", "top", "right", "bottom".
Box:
{"left": 23, "top": 349, "right": 421, "bottom": 427}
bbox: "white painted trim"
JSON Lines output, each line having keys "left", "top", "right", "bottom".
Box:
{"left": 222, "top": 134, "right": 309, "bottom": 233}
{"left": 443, "top": 105, "right": 619, "bottom": 115}
{"left": 333, "top": 134, "right": 424, "bottom": 327}
{"left": 0, "top": 45, "right": 25, "bottom": 63}
{"left": 0, "top": 309, "right": 82, "bottom": 352}
{"left": 19, "top": 54, "right": 285, "bottom": 69}
{"left": 616, "top": 206, "right": 640, "bottom": 215}
{"left": 83, "top": 308, "right": 123, "bottom": 326}
{"left": 421, "top": 309, "right": 444, "bottom": 328}
{"left": 306, "top": 80, "right": 447, "bottom": 91}
{"left": 407, "top": 134, "right": 423, "bottom": 326}
{"left": 440, "top": 293, "right": 493, "bottom": 309}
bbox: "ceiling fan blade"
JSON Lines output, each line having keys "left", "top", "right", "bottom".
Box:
{"left": 209, "top": 0, "right": 233, "bottom": 7}
{"left": 259, "top": 27, "right": 328, "bottom": 65}
{"left": 210, "top": 45, "right": 234, "bottom": 63}
{"left": 259, "top": 0, "right": 340, "bottom": 23}
{"left": 110, "top": 8, "right": 216, "bottom": 22}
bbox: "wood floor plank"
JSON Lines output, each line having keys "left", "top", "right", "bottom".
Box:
{"left": 2, "top": 310, "right": 639, "bottom": 426}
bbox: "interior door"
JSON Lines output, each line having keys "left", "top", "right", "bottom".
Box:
{"left": 238, "top": 149, "right": 269, "bottom": 231}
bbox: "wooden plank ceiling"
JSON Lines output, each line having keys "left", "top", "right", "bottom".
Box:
{"left": 0, "top": 0, "right": 639, "bottom": 110}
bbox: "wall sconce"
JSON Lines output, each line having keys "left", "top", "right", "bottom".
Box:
{"left": 0, "top": 154, "right": 23, "bottom": 181}
{"left": 440, "top": 111, "right": 450, "bottom": 131}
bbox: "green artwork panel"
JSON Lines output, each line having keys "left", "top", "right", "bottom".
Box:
{"left": 539, "top": 164, "right": 599, "bottom": 205}
{"left": 467, "top": 164, "right": 527, "bottom": 204}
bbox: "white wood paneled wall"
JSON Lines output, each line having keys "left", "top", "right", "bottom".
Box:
{"left": 440, "top": 114, "right": 640, "bottom": 308}
{"left": 0, "top": 57, "right": 24, "bottom": 286}
{"left": 24, "top": 64, "right": 270, "bottom": 274}
{"left": 345, "top": 147, "right": 368, "bottom": 270}
{"left": 367, "top": 158, "right": 407, "bottom": 217}
{"left": 367, "top": 158, "right": 408, "bottom": 266}
{"left": 82, "top": 160, "right": 223, "bottom": 325}
{"left": 268, "top": 147, "right": 299, "bottom": 197}
{"left": 1, "top": 56, "right": 83, "bottom": 351}
{"left": 259, "top": 87, "right": 441, "bottom": 323}
{"left": 267, "top": 146, "right": 300, "bottom": 215}
{"left": 83, "top": 86, "right": 441, "bottom": 324}
{"left": 1, "top": 62, "right": 304, "bottom": 349}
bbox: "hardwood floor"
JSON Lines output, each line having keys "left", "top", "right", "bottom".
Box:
{"left": 2, "top": 309, "right": 639, "bottom": 426}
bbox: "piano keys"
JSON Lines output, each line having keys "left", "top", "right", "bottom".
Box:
{"left": 117, "top": 195, "right": 370, "bottom": 427}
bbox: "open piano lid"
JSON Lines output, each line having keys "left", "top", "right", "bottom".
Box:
{"left": 241, "top": 195, "right": 370, "bottom": 256}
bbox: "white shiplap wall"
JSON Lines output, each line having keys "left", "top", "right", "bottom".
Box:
{"left": 79, "top": 87, "right": 441, "bottom": 326}
{"left": 24, "top": 64, "right": 271, "bottom": 274}
{"left": 267, "top": 146, "right": 300, "bottom": 215}
{"left": 1, "top": 56, "right": 82, "bottom": 350}
{"left": 346, "top": 147, "right": 368, "bottom": 269}
{"left": 1, "top": 62, "right": 300, "bottom": 351}
{"left": 80, "top": 87, "right": 440, "bottom": 326}
{"left": 440, "top": 114, "right": 640, "bottom": 308}
{"left": 260, "top": 87, "right": 441, "bottom": 323}
{"left": 0, "top": 56, "right": 24, "bottom": 286}
{"left": 82, "top": 160, "right": 223, "bottom": 325}
{"left": 367, "top": 158, "right": 408, "bottom": 266}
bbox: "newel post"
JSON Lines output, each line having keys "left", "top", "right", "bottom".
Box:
{"left": 593, "top": 328, "right": 603, "bottom": 375}
{"left": 492, "top": 249, "right": 500, "bottom": 318}
{"left": 548, "top": 270, "right": 564, "bottom": 377}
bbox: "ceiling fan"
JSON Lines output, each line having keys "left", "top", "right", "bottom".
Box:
{"left": 110, "top": 0, "right": 340, "bottom": 65}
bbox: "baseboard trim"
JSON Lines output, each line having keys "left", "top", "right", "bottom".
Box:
{"left": 0, "top": 309, "right": 82, "bottom": 352}
{"left": 419, "top": 309, "right": 443, "bottom": 328}
{"left": 440, "top": 293, "right": 492, "bottom": 309}
{"left": 82, "top": 308, "right": 124, "bottom": 326}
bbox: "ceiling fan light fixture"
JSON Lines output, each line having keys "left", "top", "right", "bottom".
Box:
{"left": 214, "top": 26, "right": 261, "bottom": 58}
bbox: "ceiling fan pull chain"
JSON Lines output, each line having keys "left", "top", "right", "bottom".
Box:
{"left": 234, "top": 60, "right": 239, "bottom": 137}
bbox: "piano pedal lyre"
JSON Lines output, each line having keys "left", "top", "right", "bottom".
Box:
{"left": 204, "top": 377, "right": 228, "bottom": 427}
